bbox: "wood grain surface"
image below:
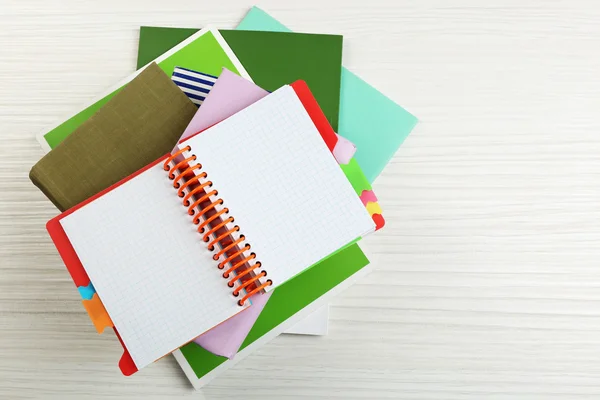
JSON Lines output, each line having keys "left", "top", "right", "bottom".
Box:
{"left": 2, "top": 0, "right": 600, "bottom": 398}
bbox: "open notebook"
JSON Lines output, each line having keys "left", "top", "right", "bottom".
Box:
{"left": 46, "top": 82, "right": 376, "bottom": 372}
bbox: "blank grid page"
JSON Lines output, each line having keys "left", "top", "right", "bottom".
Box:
{"left": 181, "top": 85, "right": 375, "bottom": 288}
{"left": 60, "top": 163, "right": 244, "bottom": 369}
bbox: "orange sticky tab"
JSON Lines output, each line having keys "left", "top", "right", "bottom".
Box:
{"left": 82, "top": 293, "right": 113, "bottom": 334}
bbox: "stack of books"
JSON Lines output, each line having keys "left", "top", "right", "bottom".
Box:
{"left": 30, "top": 7, "right": 417, "bottom": 389}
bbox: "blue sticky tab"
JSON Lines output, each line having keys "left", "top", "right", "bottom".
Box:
{"left": 78, "top": 282, "right": 96, "bottom": 300}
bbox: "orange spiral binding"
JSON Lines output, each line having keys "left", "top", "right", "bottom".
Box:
{"left": 163, "top": 147, "right": 272, "bottom": 306}
{"left": 213, "top": 235, "right": 245, "bottom": 261}
{"left": 176, "top": 168, "right": 205, "bottom": 194}
{"left": 182, "top": 180, "right": 211, "bottom": 207}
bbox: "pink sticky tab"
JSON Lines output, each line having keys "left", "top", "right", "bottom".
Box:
{"left": 359, "top": 190, "right": 378, "bottom": 206}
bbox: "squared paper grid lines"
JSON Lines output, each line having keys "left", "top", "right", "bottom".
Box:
{"left": 60, "top": 163, "right": 246, "bottom": 369}
{"left": 181, "top": 85, "right": 375, "bottom": 288}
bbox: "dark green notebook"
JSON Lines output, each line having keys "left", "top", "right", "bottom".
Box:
{"left": 137, "top": 27, "right": 343, "bottom": 131}
{"left": 30, "top": 63, "right": 197, "bottom": 211}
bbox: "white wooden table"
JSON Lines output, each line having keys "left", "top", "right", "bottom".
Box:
{"left": 2, "top": 0, "right": 600, "bottom": 398}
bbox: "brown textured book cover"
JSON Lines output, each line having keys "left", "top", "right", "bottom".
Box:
{"left": 30, "top": 63, "right": 197, "bottom": 211}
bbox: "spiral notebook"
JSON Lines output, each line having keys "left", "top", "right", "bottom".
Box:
{"left": 46, "top": 81, "right": 376, "bottom": 373}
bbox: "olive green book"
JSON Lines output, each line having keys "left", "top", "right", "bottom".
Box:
{"left": 30, "top": 63, "right": 197, "bottom": 211}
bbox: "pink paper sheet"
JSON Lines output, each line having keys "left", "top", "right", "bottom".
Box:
{"left": 180, "top": 69, "right": 269, "bottom": 141}
{"left": 195, "top": 291, "right": 272, "bottom": 358}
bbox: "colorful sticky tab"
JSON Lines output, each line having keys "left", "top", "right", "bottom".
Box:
{"left": 82, "top": 294, "right": 113, "bottom": 334}
{"left": 359, "top": 190, "right": 378, "bottom": 206}
{"left": 77, "top": 282, "right": 96, "bottom": 300}
{"left": 372, "top": 213, "right": 385, "bottom": 230}
{"left": 359, "top": 190, "right": 384, "bottom": 229}
{"left": 365, "top": 202, "right": 383, "bottom": 216}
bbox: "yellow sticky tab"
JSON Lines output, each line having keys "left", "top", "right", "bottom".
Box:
{"left": 82, "top": 293, "right": 113, "bottom": 334}
{"left": 365, "top": 202, "right": 382, "bottom": 216}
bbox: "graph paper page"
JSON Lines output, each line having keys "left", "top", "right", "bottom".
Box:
{"left": 180, "top": 85, "right": 375, "bottom": 288}
{"left": 60, "top": 163, "right": 246, "bottom": 370}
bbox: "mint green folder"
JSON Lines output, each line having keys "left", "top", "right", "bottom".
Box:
{"left": 238, "top": 6, "right": 418, "bottom": 182}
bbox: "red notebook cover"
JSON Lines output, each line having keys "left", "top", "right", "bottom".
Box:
{"left": 46, "top": 80, "right": 382, "bottom": 375}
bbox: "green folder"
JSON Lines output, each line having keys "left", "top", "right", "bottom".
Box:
{"left": 138, "top": 27, "right": 343, "bottom": 131}
{"left": 37, "top": 28, "right": 249, "bottom": 151}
